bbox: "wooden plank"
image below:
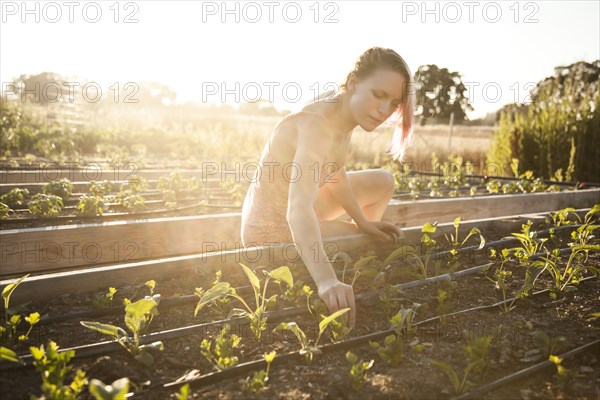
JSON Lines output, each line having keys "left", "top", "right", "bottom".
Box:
{"left": 0, "top": 178, "right": 228, "bottom": 195}
{"left": 0, "top": 168, "right": 258, "bottom": 184}
{"left": 383, "top": 189, "right": 600, "bottom": 227}
{"left": 1, "top": 189, "right": 598, "bottom": 276}
{"left": 1, "top": 208, "right": 592, "bottom": 304}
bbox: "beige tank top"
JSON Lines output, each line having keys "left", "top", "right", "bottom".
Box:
{"left": 241, "top": 111, "right": 334, "bottom": 228}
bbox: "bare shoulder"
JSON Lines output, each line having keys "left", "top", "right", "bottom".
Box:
{"left": 295, "top": 112, "right": 334, "bottom": 147}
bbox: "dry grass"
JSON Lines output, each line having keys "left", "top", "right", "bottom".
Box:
{"left": 348, "top": 124, "right": 495, "bottom": 169}
{"left": 226, "top": 115, "right": 496, "bottom": 170}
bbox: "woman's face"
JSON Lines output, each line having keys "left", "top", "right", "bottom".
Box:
{"left": 347, "top": 68, "right": 406, "bottom": 132}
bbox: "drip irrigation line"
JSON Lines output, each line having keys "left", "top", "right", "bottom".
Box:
{"left": 452, "top": 338, "right": 600, "bottom": 400}
{"left": 405, "top": 170, "right": 598, "bottom": 188}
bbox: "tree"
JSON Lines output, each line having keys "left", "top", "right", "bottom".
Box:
{"left": 413, "top": 64, "right": 474, "bottom": 125}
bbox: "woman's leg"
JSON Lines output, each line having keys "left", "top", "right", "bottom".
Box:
{"left": 315, "top": 169, "right": 395, "bottom": 237}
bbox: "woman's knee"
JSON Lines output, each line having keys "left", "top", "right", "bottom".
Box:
{"left": 378, "top": 169, "right": 395, "bottom": 195}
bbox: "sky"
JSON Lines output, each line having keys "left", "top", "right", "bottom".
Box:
{"left": 1, "top": 0, "right": 599, "bottom": 118}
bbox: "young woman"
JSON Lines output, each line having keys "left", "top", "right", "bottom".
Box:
{"left": 241, "top": 47, "right": 415, "bottom": 328}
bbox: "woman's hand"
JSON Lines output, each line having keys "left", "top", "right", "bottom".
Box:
{"left": 316, "top": 278, "right": 356, "bottom": 329}
{"left": 358, "top": 220, "right": 405, "bottom": 243}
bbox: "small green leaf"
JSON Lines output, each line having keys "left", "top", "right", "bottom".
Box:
{"left": 80, "top": 321, "right": 126, "bottom": 340}
{"left": 264, "top": 350, "right": 276, "bottom": 363}
{"left": 353, "top": 256, "right": 378, "bottom": 271}
{"left": 422, "top": 222, "right": 437, "bottom": 233}
{"left": 89, "top": 377, "right": 129, "bottom": 400}
{"left": 194, "top": 282, "right": 231, "bottom": 316}
{"left": 0, "top": 346, "right": 24, "bottom": 364}
{"left": 269, "top": 266, "right": 294, "bottom": 289}
{"left": 2, "top": 274, "right": 30, "bottom": 309}
{"left": 319, "top": 308, "right": 350, "bottom": 335}
{"left": 25, "top": 312, "right": 40, "bottom": 325}
{"left": 124, "top": 298, "right": 158, "bottom": 334}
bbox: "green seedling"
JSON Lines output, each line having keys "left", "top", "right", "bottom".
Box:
{"left": 443, "top": 217, "right": 486, "bottom": 269}
{"left": 532, "top": 331, "right": 566, "bottom": 358}
{"left": 274, "top": 308, "right": 350, "bottom": 363}
{"left": 200, "top": 324, "right": 241, "bottom": 371}
{"left": 486, "top": 179, "right": 501, "bottom": 194}
{"left": 195, "top": 264, "right": 294, "bottom": 340}
{"left": 534, "top": 245, "right": 600, "bottom": 297}
{"left": 115, "top": 193, "right": 146, "bottom": 212}
{"left": 81, "top": 295, "right": 164, "bottom": 366}
{"left": 145, "top": 280, "right": 156, "bottom": 295}
{"left": 465, "top": 334, "right": 493, "bottom": 373}
{"left": 88, "top": 180, "right": 113, "bottom": 197}
{"left": 381, "top": 222, "right": 439, "bottom": 279}
{"left": 43, "top": 178, "right": 74, "bottom": 201}
{"left": 243, "top": 350, "right": 276, "bottom": 392}
{"left": 76, "top": 194, "right": 106, "bottom": 215}
{"left": 487, "top": 248, "right": 519, "bottom": 312}
{"left": 30, "top": 340, "right": 88, "bottom": 400}
{"left": 370, "top": 304, "right": 419, "bottom": 366}
{"left": 329, "top": 316, "right": 350, "bottom": 342}
{"left": 429, "top": 334, "right": 493, "bottom": 394}
{"left": 379, "top": 284, "right": 403, "bottom": 319}
{"left": 176, "top": 383, "right": 190, "bottom": 400}
{"left": 549, "top": 355, "right": 577, "bottom": 385}
{"left": 0, "top": 188, "right": 29, "bottom": 207}
{"left": 550, "top": 207, "right": 580, "bottom": 227}
{"left": 0, "top": 202, "right": 13, "bottom": 218}
{"left": 332, "top": 251, "right": 378, "bottom": 288}
{"left": 206, "top": 271, "right": 232, "bottom": 316}
{"left": 346, "top": 351, "right": 374, "bottom": 390}
{"left": 429, "top": 354, "right": 478, "bottom": 394}
{"left": 89, "top": 377, "right": 130, "bottom": 400}
{"left": 436, "top": 288, "right": 450, "bottom": 325}
{"left": 408, "top": 177, "right": 425, "bottom": 199}
{"left": 94, "top": 287, "right": 117, "bottom": 308}
{"left": 427, "top": 179, "right": 442, "bottom": 197}
{"left": 119, "top": 175, "right": 148, "bottom": 194}
{"left": 280, "top": 279, "right": 314, "bottom": 315}
{"left": 1, "top": 274, "right": 40, "bottom": 347}
{"left": 1, "top": 345, "right": 24, "bottom": 364}
{"left": 510, "top": 220, "right": 549, "bottom": 264}
{"left": 28, "top": 193, "right": 63, "bottom": 217}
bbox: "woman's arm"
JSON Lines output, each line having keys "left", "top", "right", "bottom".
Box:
{"left": 286, "top": 117, "right": 356, "bottom": 328}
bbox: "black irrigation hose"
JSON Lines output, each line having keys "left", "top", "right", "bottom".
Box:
{"left": 34, "top": 223, "right": 582, "bottom": 325}
{"left": 147, "top": 275, "right": 598, "bottom": 395}
{"left": 452, "top": 338, "right": 600, "bottom": 400}
{"left": 404, "top": 170, "right": 599, "bottom": 188}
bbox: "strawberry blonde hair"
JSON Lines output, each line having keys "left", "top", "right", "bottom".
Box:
{"left": 340, "top": 47, "right": 416, "bottom": 162}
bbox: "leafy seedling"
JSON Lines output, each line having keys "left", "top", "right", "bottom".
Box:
{"left": 81, "top": 296, "right": 164, "bottom": 366}
{"left": 1, "top": 274, "right": 39, "bottom": 347}
{"left": 346, "top": 351, "right": 374, "bottom": 390}
{"left": 89, "top": 377, "right": 130, "bottom": 400}
{"left": 200, "top": 324, "right": 241, "bottom": 371}
{"left": 243, "top": 350, "right": 276, "bottom": 392}
{"left": 274, "top": 308, "right": 350, "bottom": 364}
{"left": 30, "top": 340, "right": 87, "bottom": 400}
{"left": 194, "top": 264, "right": 294, "bottom": 340}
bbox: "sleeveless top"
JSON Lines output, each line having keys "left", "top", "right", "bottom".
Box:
{"left": 241, "top": 111, "right": 335, "bottom": 229}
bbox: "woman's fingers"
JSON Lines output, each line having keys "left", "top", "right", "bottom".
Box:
{"left": 346, "top": 289, "right": 356, "bottom": 328}
{"left": 328, "top": 293, "right": 340, "bottom": 314}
